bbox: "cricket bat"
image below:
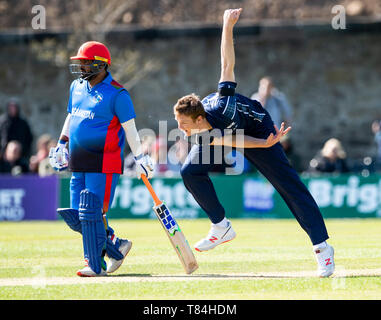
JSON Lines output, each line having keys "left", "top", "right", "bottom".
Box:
{"left": 141, "top": 174, "right": 199, "bottom": 274}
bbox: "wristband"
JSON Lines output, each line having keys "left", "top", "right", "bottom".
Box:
{"left": 218, "top": 81, "right": 237, "bottom": 97}
{"left": 134, "top": 153, "right": 144, "bottom": 161}
{"left": 218, "top": 87, "right": 235, "bottom": 97}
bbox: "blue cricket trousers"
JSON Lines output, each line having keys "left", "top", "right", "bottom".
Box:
{"left": 180, "top": 142, "right": 329, "bottom": 245}
{"left": 70, "top": 172, "right": 120, "bottom": 214}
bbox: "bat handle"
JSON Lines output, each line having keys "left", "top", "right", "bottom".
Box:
{"left": 141, "top": 174, "right": 162, "bottom": 206}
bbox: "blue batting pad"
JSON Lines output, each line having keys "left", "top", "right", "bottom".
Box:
{"left": 78, "top": 190, "right": 107, "bottom": 274}
{"left": 58, "top": 208, "right": 123, "bottom": 261}
{"left": 58, "top": 208, "right": 82, "bottom": 233}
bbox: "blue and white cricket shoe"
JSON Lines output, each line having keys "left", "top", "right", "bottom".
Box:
{"left": 106, "top": 239, "right": 133, "bottom": 274}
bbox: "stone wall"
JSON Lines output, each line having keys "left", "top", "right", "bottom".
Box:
{"left": 0, "top": 27, "right": 380, "bottom": 169}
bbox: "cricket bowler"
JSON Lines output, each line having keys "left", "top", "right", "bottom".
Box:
{"left": 49, "top": 41, "right": 154, "bottom": 276}
{"left": 173, "top": 8, "right": 335, "bottom": 277}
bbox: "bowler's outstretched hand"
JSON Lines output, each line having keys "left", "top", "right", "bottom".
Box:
{"left": 265, "top": 122, "right": 292, "bottom": 147}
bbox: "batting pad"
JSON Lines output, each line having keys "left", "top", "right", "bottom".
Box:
{"left": 79, "top": 190, "right": 107, "bottom": 274}
{"left": 58, "top": 207, "right": 123, "bottom": 261}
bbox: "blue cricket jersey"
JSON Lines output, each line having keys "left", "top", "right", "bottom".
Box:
{"left": 67, "top": 73, "right": 136, "bottom": 173}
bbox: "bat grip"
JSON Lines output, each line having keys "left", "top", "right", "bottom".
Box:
{"left": 141, "top": 174, "right": 161, "bottom": 206}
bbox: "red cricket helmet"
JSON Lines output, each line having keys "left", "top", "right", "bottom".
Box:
{"left": 70, "top": 41, "right": 111, "bottom": 65}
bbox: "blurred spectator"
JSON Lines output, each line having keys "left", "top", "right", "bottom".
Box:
{"left": 251, "top": 76, "right": 293, "bottom": 128}
{"left": 29, "top": 134, "right": 53, "bottom": 173}
{"left": 280, "top": 135, "right": 303, "bottom": 172}
{"left": 371, "top": 120, "right": 381, "bottom": 167}
{"left": 0, "top": 99, "right": 33, "bottom": 158}
{"left": 308, "top": 138, "right": 350, "bottom": 174}
{"left": 38, "top": 138, "right": 58, "bottom": 176}
{"left": 167, "top": 138, "right": 189, "bottom": 174}
{"left": 123, "top": 152, "right": 136, "bottom": 176}
{"left": 152, "top": 136, "right": 169, "bottom": 174}
{"left": 0, "top": 140, "right": 29, "bottom": 175}
{"left": 124, "top": 136, "right": 155, "bottom": 177}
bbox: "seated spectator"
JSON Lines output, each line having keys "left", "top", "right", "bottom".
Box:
{"left": 29, "top": 134, "right": 53, "bottom": 173}
{"left": 308, "top": 138, "right": 350, "bottom": 174}
{"left": 280, "top": 135, "right": 303, "bottom": 172}
{"left": 371, "top": 120, "right": 381, "bottom": 170}
{"left": 152, "top": 136, "right": 169, "bottom": 175}
{"left": 38, "top": 138, "right": 58, "bottom": 176}
{"left": 0, "top": 140, "right": 29, "bottom": 175}
{"left": 123, "top": 151, "right": 136, "bottom": 177}
{"left": 167, "top": 138, "right": 190, "bottom": 175}
{"left": 0, "top": 99, "right": 33, "bottom": 158}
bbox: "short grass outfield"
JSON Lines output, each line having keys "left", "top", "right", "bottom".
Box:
{"left": 1, "top": 218, "right": 381, "bottom": 299}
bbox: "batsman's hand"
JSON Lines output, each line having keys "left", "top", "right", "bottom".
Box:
{"left": 134, "top": 154, "right": 154, "bottom": 179}
{"left": 49, "top": 143, "right": 69, "bottom": 171}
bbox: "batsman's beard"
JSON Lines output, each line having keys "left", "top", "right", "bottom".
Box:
{"left": 69, "top": 62, "right": 106, "bottom": 81}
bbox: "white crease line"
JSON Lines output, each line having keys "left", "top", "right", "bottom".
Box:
{"left": 1, "top": 269, "right": 381, "bottom": 287}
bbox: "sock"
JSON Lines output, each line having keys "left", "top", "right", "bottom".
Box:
{"left": 313, "top": 241, "right": 327, "bottom": 251}
{"left": 214, "top": 217, "right": 228, "bottom": 228}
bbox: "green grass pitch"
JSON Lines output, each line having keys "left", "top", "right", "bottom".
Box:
{"left": 1, "top": 218, "right": 381, "bottom": 299}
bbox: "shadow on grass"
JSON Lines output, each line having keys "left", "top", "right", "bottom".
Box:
{"left": 109, "top": 273, "right": 308, "bottom": 279}
{"left": 109, "top": 272, "right": 381, "bottom": 279}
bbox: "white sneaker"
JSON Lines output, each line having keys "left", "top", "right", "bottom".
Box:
{"left": 77, "top": 263, "right": 107, "bottom": 277}
{"left": 314, "top": 243, "right": 335, "bottom": 277}
{"left": 194, "top": 220, "right": 236, "bottom": 252}
{"left": 106, "top": 240, "right": 132, "bottom": 274}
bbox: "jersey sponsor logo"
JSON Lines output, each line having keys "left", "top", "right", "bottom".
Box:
{"left": 91, "top": 92, "right": 103, "bottom": 104}
{"left": 72, "top": 107, "right": 95, "bottom": 120}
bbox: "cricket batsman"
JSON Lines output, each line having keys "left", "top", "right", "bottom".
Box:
{"left": 173, "top": 8, "right": 335, "bottom": 277}
{"left": 49, "top": 41, "right": 154, "bottom": 276}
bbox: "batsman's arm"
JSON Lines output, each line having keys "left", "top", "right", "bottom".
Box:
{"left": 49, "top": 113, "right": 70, "bottom": 171}
{"left": 121, "top": 119, "right": 143, "bottom": 157}
{"left": 121, "top": 119, "right": 154, "bottom": 179}
{"left": 211, "top": 123, "right": 292, "bottom": 148}
{"left": 58, "top": 113, "right": 71, "bottom": 144}
{"left": 219, "top": 8, "right": 242, "bottom": 83}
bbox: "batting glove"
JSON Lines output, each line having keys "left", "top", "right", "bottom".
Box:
{"left": 49, "top": 142, "right": 69, "bottom": 171}
{"left": 134, "top": 154, "right": 154, "bottom": 179}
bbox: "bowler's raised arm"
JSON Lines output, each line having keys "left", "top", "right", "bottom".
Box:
{"left": 219, "top": 8, "right": 242, "bottom": 83}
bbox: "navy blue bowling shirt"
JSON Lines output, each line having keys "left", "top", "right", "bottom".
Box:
{"left": 201, "top": 81, "right": 272, "bottom": 137}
